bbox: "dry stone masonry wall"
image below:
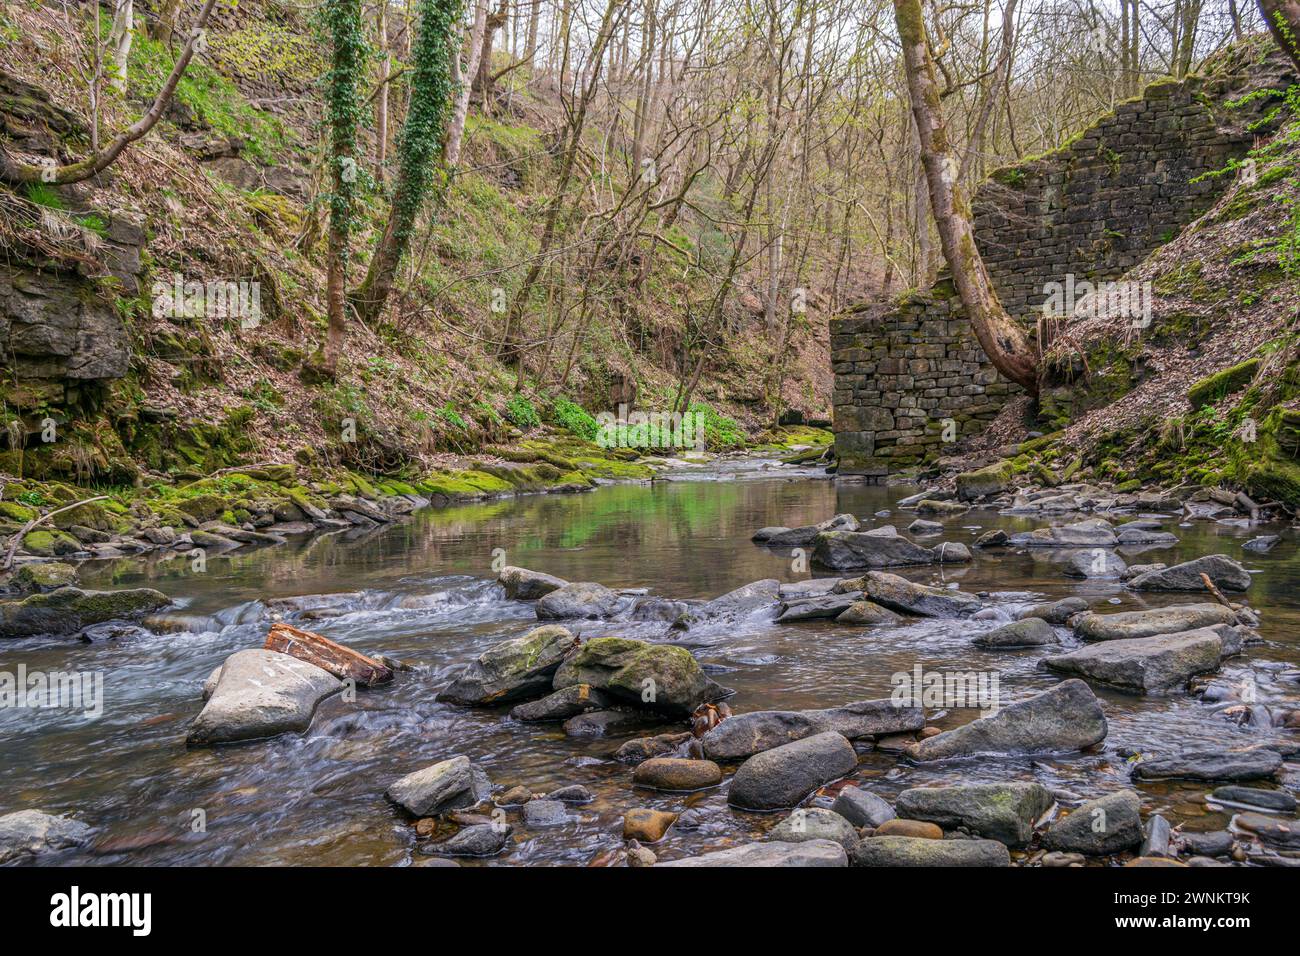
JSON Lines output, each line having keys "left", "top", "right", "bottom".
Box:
{"left": 832, "top": 45, "right": 1293, "bottom": 479}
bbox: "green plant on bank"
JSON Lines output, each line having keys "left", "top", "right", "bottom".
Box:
{"left": 504, "top": 395, "right": 540, "bottom": 429}
{"left": 548, "top": 396, "right": 598, "bottom": 441}
{"left": 688, "top": 402, "right": 745, "bottom": 450}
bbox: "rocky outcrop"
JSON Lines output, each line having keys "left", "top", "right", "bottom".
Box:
{"left": 812, "top": 529, "right": 970, "bottom": 570}
{"left": 1044, "top": 628, "right": 1226, "bottom": 692}
{"left": 1041, "top": 790, "right": 1143, "bottom": 855}
{"left": 895, "top": 782, "right": 1053, "bottom": 846}
{"left": 1074, "top": 603, "right": 1239, "bottom": 641}
{"left": 385, "top": 755, "right": 491, "bottom": 816}
{"left": 973, "top": 617, "right": 1058, "bottom": 648}
{"left": 1130, "top": 749, "right": 1283, "bottom": 782}
{"left": 551, "top": 637, "right": 730, "bottom": 715}
{"left": 535, "top": 581, "right": 628, "bottom": 619}
{"left": 700, "top": 698, "right": 925, "bottom": 761}
{"left": 0, "top": 809, "right": 93, "bottom": 864}
{"left": 1127, "top": 555, "right": 1252, "bottom": 592}
{"left": 727, "top": 732, "right": 858, "bottom": 810}
{"left": 497, "top": 566, "right": 566, "bottom": 600}
{"left": 841, "top": 570, "right": 982, "bottom": 618}
{"left": 908, "top": 680, "right": 1107, "bottom": 760}
{"left": 437, "top": 625, "right": 578, "bottom": 705}
{"left": 850, "top": 835, "right": 1011, "bottom": 866}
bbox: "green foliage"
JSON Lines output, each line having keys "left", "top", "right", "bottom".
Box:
{"left": 24, "top": 182, "right": 64, "bottom": 209}
{"left": 436, "top": 402, "right": 467, "bottom": 430}
{"left": 688, "top": 402, "right": 746, "bottom": 449}
{"left": 128, "top": 31, "right": 291, "bottom": 164}
{"left": 504, "top": 395, "right": 540, "bottom": 429}
{"left": 548, "top": 396, "right": 598, "bottom": 441}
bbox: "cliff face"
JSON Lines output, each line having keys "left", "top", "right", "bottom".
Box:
{"left": 831, "top": 39, "right": 1296, "bottom": 481}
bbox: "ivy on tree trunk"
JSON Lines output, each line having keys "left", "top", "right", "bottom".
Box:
{"left": 350, "top": 0, "right": 462, "bottom": 327}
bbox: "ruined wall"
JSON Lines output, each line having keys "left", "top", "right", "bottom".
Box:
{"left": 832, "top": 44, "right": 1292, "bottom": 479}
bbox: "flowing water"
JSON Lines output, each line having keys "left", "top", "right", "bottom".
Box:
{"left": 4, "top": 460, "right": 1299, "bottom": 865}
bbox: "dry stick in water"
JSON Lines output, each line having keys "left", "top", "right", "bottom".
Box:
{"left": 1, "top": 496, "right": 111, "bottom": 571}
{"left": 1199, "top": 572, "right": 1240, "bottom": 611}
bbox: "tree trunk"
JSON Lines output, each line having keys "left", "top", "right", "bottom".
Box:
{"left": 892, "top": 0, "right": 1038, "bottom": 393}
{"left": 108, "top": 0, "right": 134, "bottom": 95}
{"left": 445, "top": 0, "right": 490, "bottom": 168}
{"left": 322, "top": 0, "right": 367, "bottom": 378}
{"left": 374, "top": 0, "right": 391, "bottom": 182}
{"left": 1260, "top": 0, "right": 1300, "bottom": 75}
{"left": 351, "top": 0, "right": 460, "bottom": 326}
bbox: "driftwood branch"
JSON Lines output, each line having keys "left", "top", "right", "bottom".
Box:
{"left": 264, "top": 622, "right": 394, "bottom": 685}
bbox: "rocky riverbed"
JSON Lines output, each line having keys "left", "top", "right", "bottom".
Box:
{"left": 1, "top": 470, "right": 1298, "bottom": 866}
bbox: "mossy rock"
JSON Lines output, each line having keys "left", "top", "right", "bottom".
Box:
{"left": 0, "top": 501, "right": 38, "bottom": 523}
{"left": 956, "top": 461, "right": 1014, "bottom": 501}
{"left": 174, "top": 494, "right": 228, "bottom": 522}
{"left": 10, "top": 561, "right": 79, "bottom": 593}
{"left": 1187, "top": 358, "right": 1260, "bottom": 410}
{"left": 0, "top": 586, "right": 171, "bottom": 638}
{"left": 22, "top": 528, "right": 81, "bottom": 557}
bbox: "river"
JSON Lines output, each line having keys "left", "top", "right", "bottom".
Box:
{"left": 4, "top": 460, "right": 1298, "bottom": 865}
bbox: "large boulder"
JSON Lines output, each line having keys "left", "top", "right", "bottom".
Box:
{"left": 1130, "top": 749, "right": 1284, "bottom": 782}
{"left": 1018, "top": 597, "right": 1089, "bottom": 625}
{"left": 1009, "top": 519, "right": 1117, "bottom": 548}
{"left": 831, "top": 787, "right": 896, "bottom": 828}
{"left": 187, "top": 649, "right": 342, "bottom": 745}
{"left": 657, "top": 839, "right": 848, "bottom": 867}
{"left": 0, "top": 810, "right": 93, "bottom": 864}
{"left": 956, "top": 462, "right": 1014, "bottom": 501}
{"left": 552, "top": 637, "right": 730, "bottom": 715}
{"left": 0, "top": 586, "right": 170, "bottom": 638}
{"left": 509, "top": 683, "right": 612, "bottom": 721}
{"left": 670, "top": 579, "right": 781, "bottom": 631}
{"left": 1041, "top": 790, "right": 1142, "bottom": 855}
{"left": 760, "top": 514, "right": 859, "bottom": 548}
{"left": 1074, "top": 604, "right": 1239, "bottom": 641}
{"left": 727, "top": 731, "right": 858, "bottom": 810}
{"left": 812, "top": 531, "right": 969, "bottom": 570}
{"left": 973, "top": 617, "right": 1059, "bottom": 648}
{"left": 385, "top": 755, "right": 491, "bottom": 816}
{"left": 776, "top": 592, "right": 861, "bottom": 622}
{"left": 1062, "top": 549, "right": 1126, "bottom": 578}
{"left": 535, "top": 582, "right": 628, "bottom": 619}
{"left": 896, "top": 782, "right": 1053, "bottom": 846}
{"left": 436, "top": 625, "right": 578, "bottom": 705}
{"left": 1127, "top": 555, "right": 1252, "bottom": 592}
{"left": 769, "top": 807, "right": 861, "bottom": 851}
{"left": 841, "top": 570, "right": 982, "bottom": 618}
{"left": 497, "top": 566, "right": 567, "bottom": 600}
{"left": 1043, "top": 629, "right": 1225, "bottom": 692}
{"left": 700, "top": 699, "right": 925, "bottom": 761}
{"left": 908, "top": 680, "right": 1107, "bottom": 761}
{"left": 850, "top": 835, "right": 1010, "bottom": 867}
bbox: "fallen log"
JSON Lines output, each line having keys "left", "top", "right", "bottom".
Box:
{"left": 264, "top": 622, "right": 394, "bottom": 685}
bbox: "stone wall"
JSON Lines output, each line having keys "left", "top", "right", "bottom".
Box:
{"left": 832, "top": 44, "right": 1293, "bottom": 479}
